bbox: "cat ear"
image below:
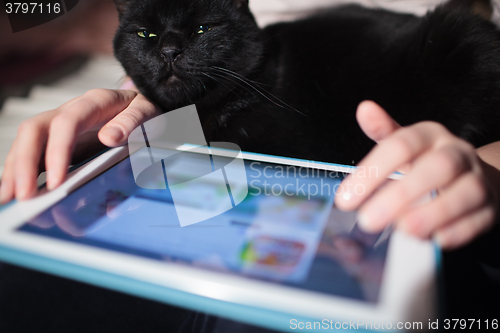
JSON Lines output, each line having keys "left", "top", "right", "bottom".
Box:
{"left": 233, "top": 0, "right": 249, "bottom": 9}
{"left": 113, "top": 0, "right": 131, "bottom": 18}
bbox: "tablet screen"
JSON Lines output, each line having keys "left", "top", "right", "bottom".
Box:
{"left": 18, "top": 148, "right": 390, "bottom": 303}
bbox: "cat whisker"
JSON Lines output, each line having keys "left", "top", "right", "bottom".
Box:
{"left": 195, "top": 77, "right": 209, "bottom": 95}
{"left": 210, "top": 72, "right": 261, "bottom": 99}
{"left": 178, "top": 80, "right": 192, "bottom": 104}
{"left": 201, "top": 72, "right": 246, "bottom": 101}
{"left": 209, "top": 72, "right": 284, "bottom": 117}
{"left": 209, "top": 67, "right": 306, "bottom": 116}
{"left": 211, "top": 66, "right": 273, "bottom": 88}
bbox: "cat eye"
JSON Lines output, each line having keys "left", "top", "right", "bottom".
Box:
{"left": 197, "top": 25, "right": 212, "bottom": 34}
{"left": 137, "top": 29, "right": 157, "bottom": 38}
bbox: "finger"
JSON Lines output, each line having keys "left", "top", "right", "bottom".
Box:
{"left": 356, "top": 101, "right": 401, "bottom": 142}
{"left": 357, "top": 101, "right": 413, "bottom": 175}
{"left": 5, "top": 109, "right": 60, "bottom": 201}
{"left": 336, "top": 122, "right": 449, "bottom": 211}
{"left": 98, "top": 93, "right": 162, "bottom": 147}
{"left": 434, "top": 206, "right": 495, "bottom": 250}
{"left": 357, "top": 145, "right": 473, "bottom": 232}
{"left": 13, "top": 118, "right": 51, "bottom": 200}
{"left": 0, "top": 140, "right": 18, "bottom": 204}
{"left": 45, "top": 89, "right": 137, "bottom": 190}
{"left": 397, "top": 173, "right": 489, "bottom": 238}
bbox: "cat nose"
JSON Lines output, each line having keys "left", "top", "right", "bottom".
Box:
{"left": 161, "top": 47, "right": 182, "bottom": 63}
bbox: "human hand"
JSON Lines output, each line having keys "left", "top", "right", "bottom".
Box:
{"left": 335, "top": 101, "right": 499, "bottom": 250}
{"left": 0, "top": 88, "right": 161, "bottom": 204}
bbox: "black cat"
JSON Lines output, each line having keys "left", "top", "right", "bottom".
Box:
{"left": 113, "top": 0, "right": 500, "bottom": 165}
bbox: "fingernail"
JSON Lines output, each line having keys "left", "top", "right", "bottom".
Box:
{"left": 101, "top": 127, "right": 124, "bottom": 142}
{"left": 46, "top": 171, "right": 58, "bottom": 191}
{"left": 358, "top": 207, "right": 387, "bottom": 232}
{"left": 336, "top": 178, "right": 357, "bottom": 209}
{"left": 0, "top": 184, "right": 9, "bottom": 204}
{"left": 336, "top": 190, "right": 354, "bottom": 211}
{"left": 15, "top": 178, "right": 28, "bottom": 200}
{"left": 357, "top": 213, "right": 372, "bottom": 231}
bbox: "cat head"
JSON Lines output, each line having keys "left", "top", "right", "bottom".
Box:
{"left": 113, "top": 0, "right": 263, "bottom": 111}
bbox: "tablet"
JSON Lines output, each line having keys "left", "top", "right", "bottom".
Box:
{"left": 0, "top": 143, "right": 438, "bottom": 332}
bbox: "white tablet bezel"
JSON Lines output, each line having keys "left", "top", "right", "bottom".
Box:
{"left": 0, "top": 144, "right": 437, "bottom": 328}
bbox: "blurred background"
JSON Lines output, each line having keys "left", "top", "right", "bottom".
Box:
{"left": 0, "top": 0, "right": 126, "bottom": 179}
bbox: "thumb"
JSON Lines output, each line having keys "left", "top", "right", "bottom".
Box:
{"left": 98, "top": 93, "right": 162, "bottom": 147}
{"left": 356, "top": 101, "right": 401, "bottom": 143}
